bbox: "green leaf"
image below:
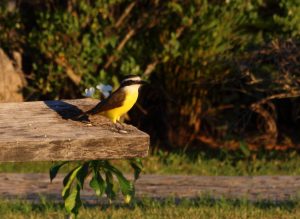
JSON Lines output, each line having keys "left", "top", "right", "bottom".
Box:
{"left": 76, "top": 162, "right": 89, "bottom": 189}
{"left": 73, "top": 184, "right": 82, "bottom": 216}
{"left": 129, "top": 158, "right": 143, "bottom": 180}
{"left": 64, "top": 186, "right": 78, "bottom": 213}
{"left": 49, "top": 161, "right": 68, "bottom": 182}
{"left": 64, "top": 184, "right": 82, "bottom": 215}
{"left": 63, "top": 168, "right": 76, "bottom": 187}
{"left": 117, "top": 174, "right": 134, "bottom": 198}
{"left": 89, "top": 171, "right": 106, "bottom": 197}
{"left": 104, "top": 162, "right": 134, "bottom": 198}
{"left": 62, "top": 165, "right": 82, "bottom": 198}
{"left": 104, "top": 170, "right": 116, "bottom": 200}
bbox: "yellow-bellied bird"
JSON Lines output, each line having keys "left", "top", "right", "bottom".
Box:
{"left": 80, "top": 75, "right": 146, "bottom": 123}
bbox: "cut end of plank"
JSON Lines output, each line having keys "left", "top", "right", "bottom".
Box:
{"left": 0, "top": 99, "right": 149, "bottom": 162}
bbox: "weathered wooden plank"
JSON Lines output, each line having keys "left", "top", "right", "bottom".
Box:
{"left": 0, "top": 99, "right": 149, "bottom": 162}
{"left": 1, "top": 174, "right": 300, "bottom": 202}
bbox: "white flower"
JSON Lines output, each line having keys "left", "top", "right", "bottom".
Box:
{"left": 83, "top": 87, "right": 95, "bottom": 97}
{"left": 96, "top": 83, "right": 113, "bottom": 98}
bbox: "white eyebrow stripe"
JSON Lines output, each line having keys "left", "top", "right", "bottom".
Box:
{"left": 122, "top": 76, "right": 141, "bottom": 82}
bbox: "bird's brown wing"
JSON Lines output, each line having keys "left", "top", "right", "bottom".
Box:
{"left": 85, "top": 88, "right": 126, "bottom": 115}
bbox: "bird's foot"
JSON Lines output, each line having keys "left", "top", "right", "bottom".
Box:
{"left": 115, "top": 122, "right": 128, "bottom": 134}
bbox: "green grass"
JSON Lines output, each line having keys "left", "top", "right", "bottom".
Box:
{"left": 0, "top": 198, "right": 299, "bottom": 219}
{"left": 1, "top": 149, "right": 300, "bottom": 175}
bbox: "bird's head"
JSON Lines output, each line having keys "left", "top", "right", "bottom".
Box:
{"left": 120, "top": 75, "right": 147, "bottom": 89}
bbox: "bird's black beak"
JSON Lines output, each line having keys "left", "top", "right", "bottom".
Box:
{"left": 140, "top": 80, "right": 148, "bottom": 85}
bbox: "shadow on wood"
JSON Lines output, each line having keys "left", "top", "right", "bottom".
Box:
{"left": 43, "top": 100, "right": 89, "bottom": 122}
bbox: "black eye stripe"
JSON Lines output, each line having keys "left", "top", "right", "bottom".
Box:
{"left": 121, "top": 80, "right": 142, "bottom": 86}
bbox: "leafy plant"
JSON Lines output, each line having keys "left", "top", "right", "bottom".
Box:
{"left": 50, "top": 159, "right": 143, "bottom": 217}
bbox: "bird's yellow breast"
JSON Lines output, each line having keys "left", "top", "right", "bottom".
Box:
{"left": 102, "top": 86, "right": 139, "bottom": 123}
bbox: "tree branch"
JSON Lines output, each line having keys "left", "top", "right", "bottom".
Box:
{"left": 115, "top": 2, "right": 136, "bottom": 28}
{"left": 251, "top": 92, "right": 300, "bottom": 110}
{"left": 55, "top": 56, "right": 81, "bottom": 85}
{"left": 104, "top": 28, "right": 136, "bottom": 69}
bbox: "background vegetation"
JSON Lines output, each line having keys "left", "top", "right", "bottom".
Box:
{"left": 1, "top": 0, "right": 300, "bottom": 151}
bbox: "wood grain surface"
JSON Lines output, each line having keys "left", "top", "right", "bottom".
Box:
{"left": 1, "top": 174, "right": 300, "bottom": 203}
{"left": 0, "top": 99, "right": 149, "bottom": 162}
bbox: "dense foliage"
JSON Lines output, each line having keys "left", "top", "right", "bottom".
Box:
{"left": 1, "top": 0, "right": 300, "bottom": 150}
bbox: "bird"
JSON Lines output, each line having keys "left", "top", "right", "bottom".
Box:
{"left": 77, "top": 75, "right": 146, "bottom": 125}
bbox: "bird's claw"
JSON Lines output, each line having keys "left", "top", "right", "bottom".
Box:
{"left": 115, "top": 122, "right": 128, "bottom": 133}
